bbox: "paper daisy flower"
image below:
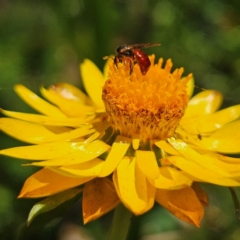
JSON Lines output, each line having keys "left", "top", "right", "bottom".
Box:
{"left": 1, "top": 54, "right": 240, "bottom": 229}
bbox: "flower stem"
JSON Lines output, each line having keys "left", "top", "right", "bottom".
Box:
{"left": 107, "top": 204, "right": 132, "bottom": 240}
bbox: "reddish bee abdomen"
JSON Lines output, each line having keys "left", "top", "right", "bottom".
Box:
{"left": 132, "top": 49, "right": 151, "bottom": 75}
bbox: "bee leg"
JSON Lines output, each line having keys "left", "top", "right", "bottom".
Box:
{"left": 114, "top": 56, "right": 118, "bottom": 68}
{"left": 129, "top": 60, "right": 133, "bottom": 75}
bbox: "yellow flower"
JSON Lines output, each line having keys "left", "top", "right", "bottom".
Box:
{"left": 1, "top": 55, "right": 240, "bottom": 228}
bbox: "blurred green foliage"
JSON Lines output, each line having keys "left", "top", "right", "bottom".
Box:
{"left": 1, "top": 0, "right": 240, "bottom": 239}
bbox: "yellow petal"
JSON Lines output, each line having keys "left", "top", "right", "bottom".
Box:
{"left": 206, "top": 152, "right": 240, "bottom": 164}
{"left": 0, "top": 141, "right": 83, "bottom": 160}
{"left": 183, "top": 90, "right": 222, "bottom": 119}
{"left": 175, "top": 126, "right": 201, "bottom": 146}
{"left": 113, "top": 169, "right": 155, "bottom": 215}
{"left": 132, "top": 138, "right": 140, "bottom": 150}
{"left": 0, "top": 118, "right": 95, "bottom": 144}
{"left": 92, "top": 117, "right": 110, "bottom": 133}
{"left": 202, "top": 138, "right": 240, "bottom": 154}
{"left": 135, "top": 163, "right": 155, "bottom": 215}
{"left": 150, "top": 167, "right": 192, "bottom": 189}
{"left": 168, "top": 138, "right": 232, "bottom": 177}
{"left": 27, "top": 140, "right": 110, "bottom": 166}
{"left": 139, "top": 180, "right": 156, "bottom": 214}
{"left": 135, "top": 150, "right": 159, "bottom": 180}
{"left": 155, "top": 187, "right": 204, "bottom": 227}
{"left": 114, "top": 157, "right": 153, "bottom": 215}
{"left": 155, "top": 140, "right": 179, "bottom": 155}
{"left": 56, "top": 158, "right": 104, "bottom": 177}
{"left": 99, "top": 135, "right": 131, "bottom": 177}
{"left": 42, "top": 83, "right": 92, "bottom": 105}
{"left": 45, "top": 125, "right": 95, "bottom": 142}
{"left": 185, "top": 76, "right": 194, "bottom": 98}
{"left": 181, "top": 89, "right": 224, "bottom": 132}
{"left": 19, "top": 168, "right": 92, "bottom": 198}
{"left": 167, "top": 155, "right": 240, "bottom": 186}
{"left": 178, "top": 119, "right": 198, "bottom": 135}
{"left": 43, "top": 125, "right": 73, "bottom": 134}
{"left": 80, "top": 59, "right": 105, "bottom": 108}
{"left": 0, "top": 118, "right": 55, "bottom": 144}
{"left": 201, "top": 152, "right": 240, "bottom": 175}
{"left": 207, "top": 119, "right": 240, "bottom": 139}
{"left": 112, "top": 170, "right": 121, "bottom": 199}
{"left": 14, "top": 84, "right": 67, "bottom": 118}
{"left": 40, "top": 85, "right": 95, "bottom": 117}
{"left": 1, "top": 109, "right": 95, "bottom": 126}
{"left": 200, "top": 120, "right": 240, "bottom": 153}
{"left": 197, "top": 104, "right": 240, "bottom": 133}
{"left": 83, "top": 178, "right": 120, "bottom": 224}
{"left": 84, "top": 131, "right": 102, "bottom": 144}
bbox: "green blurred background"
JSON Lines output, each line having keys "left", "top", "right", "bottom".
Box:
{"left": 1, "top": 0, "right": 240, "bottom": 239}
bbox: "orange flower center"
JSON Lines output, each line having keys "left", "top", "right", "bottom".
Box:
{"left": 102, "top": 55, "right": 192, "bottom": 142}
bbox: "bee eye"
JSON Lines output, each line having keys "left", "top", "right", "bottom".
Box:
{"left": 116, "top": 45, "right": 127, "bottom": 53}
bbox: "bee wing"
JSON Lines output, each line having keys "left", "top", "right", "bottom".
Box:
{"left": 126, "top": 43, "right": 160, "bottom": 50}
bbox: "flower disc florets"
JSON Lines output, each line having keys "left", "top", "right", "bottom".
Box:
{"left": 102, "top": 55, "right": 192, "bottom": 141}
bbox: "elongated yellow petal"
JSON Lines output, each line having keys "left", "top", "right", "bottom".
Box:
{"left": 45, "top": 125, "right": 95, "bottom": 142}
{"left": 168, "top": 138, "right": 232, "bottom": 177}
{"left": 19, "top": 168, "right": 92, "bottom": 198}
{"left": 80, "top": 59, "right": 105, "bottom": 108}
{"left": 112, "top": 170, "right": 121, "bottom": 200}
{"left": 202, "top": 138, "right": 240, "bottom": 154}
{"left": 200, "top": 120, "right": 240, "bottom": 153}
{"left": 44, "top": 125, "right": 73, "bottom": 134}
{"left": 40, "top": 86, "right": 95, "bottom": 117}
{"left": 149, "top": 167, "right": 192, "bottom": 189}
{"left": 197, "top": 104, "right": 240, "bottom": 133}
{"left": 63, "top": 104, "right": 96, "bottom": 118}
{"left": 114, "top": 157, "right": 151, "bottom": 215}
{"left": 167, "top": 156, "right": 240, "bottom": 186}
{"left": 140, "top": 180, "right": 156, "bottom": 214}
{"left": 83, "top": 178, "right": 120, "bottom": 224}
{"left": 206, "top": 152, "right": 240, "bottom": 164}
{"left": 201, "top": 152, "right": 240, "bottom": 175}
{"left": 185, "top": 76, "right": 194, "bottom": 98}
{"left": 135, "top": 150, "right": 159, "bottom": 180}
{"left": 207, "top": 120, "right": 240, "bottom": 139}
{"left": 155, "top": 187, "right": 204, "bottom": 227}
{"left": 132, "top": 138, "right": 140, "bottom": 150}
{"left": 180, "top": 91, "right": 223, "bottom": 134}
{"left": 99, "top": 135, "right": 131, "bottom": 177}
{"left": 114, "top": 168, "right": 155, "bottom": 215}
{"left": 27, "top": 140, "right": 110, "bottom": 166}
{"left": 179, "top": 119, "right": 199, "bottom": 135}
{"left": 0, "top": 118, "right": 95, "bottom": 144}
{"left": 0, "top": 142, "right": 83, "bottom": 160}
{"left": 155, "top": 140, "right": 179, "bottom": 155}
{"left": 183, "top": 90, "right": 222, "bottom": 119}
{"left": 175, "top": 127, "right": 202, "bottom": 146}
{"left": 41, "top": 83, "right": 92, "bottom": 105}
{"left": 0, "top": 118, "right": 55, "bottom": 144}
{"left": 56, "top": 159, "right": 104, "bottom": 177}
{"left": 14, "top": 84, "right": 67, "bottom": 118}
{"left": 134, "top": 162, "right": 155, "bottom": 214}
{"left": 1, "top": 109, "right": 95, "bottom": 126}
